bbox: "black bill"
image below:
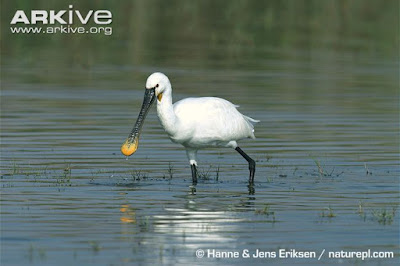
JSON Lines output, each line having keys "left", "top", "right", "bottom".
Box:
{"left": 121, "top": 88, "right": 156, "bottom": 156}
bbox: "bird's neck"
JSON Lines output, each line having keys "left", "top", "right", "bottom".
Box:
{"left": 156, "top": 89, "right": 177, "bottom": 136}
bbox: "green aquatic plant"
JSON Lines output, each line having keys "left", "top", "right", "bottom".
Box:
{"left": 293, "top": 167, "right": 299, "bottom": 175}
{"left": 371, "top": 208, "right": 396, "bottom": 225}
{"left": 5, "top": 161, "right": 52, "bottom": 178}
{"left": 357, "top": 201, "right": 367, "bottom": 221}
{"left": 196, "top": 166, "right": 220, "bottom": 181}
{"left": 313, "top": 159, "right": 336, "bottom": 177}
{"left": 12, "top": 161, "right": 20, "bottom": 175}
{"left": 159, "top": 244, "right": 164, "bottom": 263}
{"left": 38, "top": 248, "right": 46, "bottom": 260}
{"left": 364, "top": 163, "right": 372, "bottom": 175}
{"left": 27, "top": 244, "right": 46, "bottom": 262}
{"left": 89, "top": 241, "right": 101, "bottom": 253}
{"left": 63, "top": 164, "right": 71, "bottom": 178}
{"left": 255, "top": 204, "right": 274, "bottom": 216}
{"left": 358, "top": 201, "right": 364, "bottom": 214}
{"left": 56, "top": 164, "right": 72, "bottom": 186}
{"left": 198, "top": 166, "right": 212, "bottom": 180}
{"left": 138, "top": 216, "right": 152, "bottom": 232}
{"left": 312, "top": 158, "right": 343, "bottom": 177}
{"left": 131, "top": 170, "right": 148, "bottom": 181}
{"left": 266, "top": 176, "right": 274, "bottom": 183}
{"left": 167, "top": 162, "right": 174, "bottom": 180}
{"left": 314, "top": 159, "right": 324, "bottom": 176}
{"left": 255, "top": 204, "right": 276, "bottom": 223}
{"left": 320, "top": 206, "right": 336, "bottom": 218}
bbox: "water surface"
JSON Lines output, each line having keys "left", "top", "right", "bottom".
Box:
{"left": 1, "top": 1, "right": 399, "bottom": 265}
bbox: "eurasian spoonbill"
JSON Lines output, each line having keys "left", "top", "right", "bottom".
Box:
{"left": 121, "top": 72, "right": 259, "bottom": 184}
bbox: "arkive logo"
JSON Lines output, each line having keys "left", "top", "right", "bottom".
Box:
{"left": 11, "top": 5, "right": 112, "bottom": 25}
{"left": 10, "top": 5, "right": 113, "bottom": 35}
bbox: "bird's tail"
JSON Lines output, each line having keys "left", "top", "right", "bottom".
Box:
{"left": 244, "top": 115, "right": 260, "bottom": 124}
{"left": 243, "top": 115, "right": 259, "bottom": 139}
{"left": 243, "top": 115, "right": 260, "bottom": 124}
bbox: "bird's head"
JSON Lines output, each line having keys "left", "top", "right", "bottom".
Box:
{"left": 146, "top": 72, "right": 171, "bottom": 102}
{"left": 121, "top": 72, "right": 170, "bottom": 157}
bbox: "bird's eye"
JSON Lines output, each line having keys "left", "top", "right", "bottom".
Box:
{"left": 155, "top": 84, "right": 159, "bottom": 88}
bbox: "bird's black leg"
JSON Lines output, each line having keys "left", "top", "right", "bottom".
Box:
{"left": 235, "top": 147, "right": 256, "bottom": 184}
{"left": 191, "top": 164, "right": 198, "bottom": 185}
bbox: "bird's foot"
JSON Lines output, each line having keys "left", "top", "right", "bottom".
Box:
{"left": 247, "top": 183, "right": 255, "bottom": 195}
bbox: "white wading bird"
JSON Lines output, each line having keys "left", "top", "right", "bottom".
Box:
{"left": 121, "top": 72, "right": 259, "bottom": 184}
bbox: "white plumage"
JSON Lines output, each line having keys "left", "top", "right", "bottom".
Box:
{"left": 165, "top": 97, "right": 257, "bottom": 148}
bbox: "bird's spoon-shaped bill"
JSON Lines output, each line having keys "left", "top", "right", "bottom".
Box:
{"left": 121, "top": 87, "right": 156, "bottom": 157}
{"left": 121, "top": 137, "right": 139, "bottom": 156}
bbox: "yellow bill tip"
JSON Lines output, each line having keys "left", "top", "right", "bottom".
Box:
{"left": 121, "top": 138, "right": 138, "bottom": 156}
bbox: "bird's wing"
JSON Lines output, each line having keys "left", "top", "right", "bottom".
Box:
{"left": 173, "top": 97, "right": 257, "bottom": 141}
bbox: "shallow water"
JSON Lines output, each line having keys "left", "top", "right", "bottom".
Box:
{"left": 1, "top": 1, "right": 399, "bottom": 265}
